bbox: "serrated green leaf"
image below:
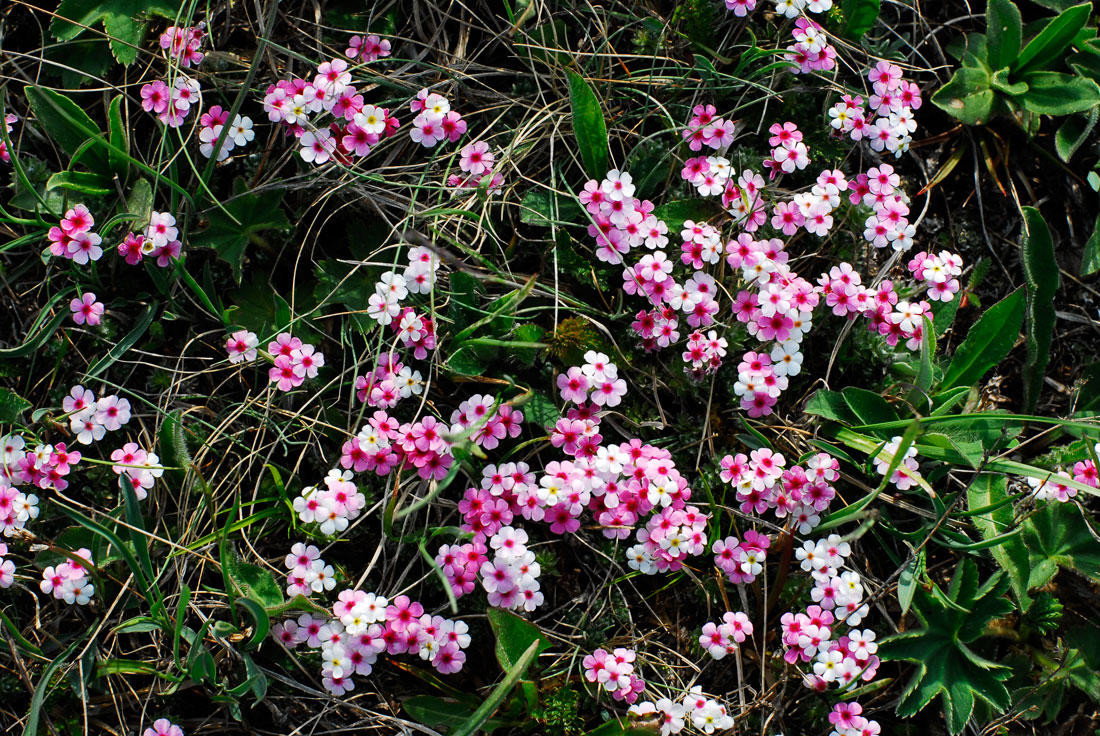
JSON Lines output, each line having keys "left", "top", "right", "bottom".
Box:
{"left": 567, "top": 71, "right": 608, "bottom": 178}
{"left": 1023, "top": 502, "right": 1100, "bottom": 589}
{"left": 190, "top": 179, "right": 290, "bottom": 283}
{"left": 941, "top": 288, "right": 1025, "bottom": 391}
{"left": 50, "top": 0, "right": 180, "bottom": 65}
{"left": 1020, "top": 207, "right": 1059, "bottom": 413}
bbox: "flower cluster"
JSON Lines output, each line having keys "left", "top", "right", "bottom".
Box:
{"left": 293, "top": 470, "right": 366, "bottom": 536}
{"left": 774, "top": 0, "right": 833, "bottom": 17}
{"left": 629, "top": 504, "right": 709, "bottom": 574}
{"left": 449, "top": 141, "right": 503, "bottom": 191}
{"left": 140, "top": 76, "right": 201, "bottom": 127}
{"left": 110, "top": 442, "right": 164, "bottom": 499}
{"left": 274, "top": 591, "right": 471, "bottom": 694}
{"left": 785, "top": 18, "right": 837, "bottom": 74}
{"left": 268, "top": 332, "right": 325, "bottom": 391}
{"left": 681, "top": 104, "right": 736, "bottom": 152}
{"left": 817, "top": 263, "right": 930, "bottom": 350}
{"left": 908, "top": 250, "right": 964, "bottom": 302}
{"left": 226, "top": 329, "right": 259, "bottom": 363}
{"left": 40, "top": 547, "right": 95, "bottom": 605}
{"left": 0, "top": 113, "right": 18, "bottom": 163}
{"left": 70, "top": 293, "right": 104, "bottom": 326}
{"left": 629, "top": 688, "right": 735, "bottom": 735}
{"left": 61, "top": 386, "right": 132, "bottom": 446}
{"left": 198, "top": 105, "right": 255, "bottom": 161}
{"left": 765, "top": 121, "right": 810, "bottom": 175}
{"left": 828, "top": 701, "right": 883, "bottom": 736}
{"left": 711, "top": 530, "right": 770, "bottom": 584}
{"left": 135, "top": 210, "right": 183, "bottom": 267}
{"left": 583, "top": 647, "right": 644, "bottom": 703}
{"left": 782, "top": 535, "right": 879, "bottom": 690}
{"left": 338, "top": 408, "right": 454, "bottom": 482}
{"left": 47, "top": 204, "right": 103, "bottom": 264}
{"left": 284, "top": 542, "right": 337, "bottom": 597}
{"left": 698, "top": 611, "right": 753, "bottom": 659}
{"left": 872, "top": 436, "right": 923, "bottom": 491}
{"left": 354, "top": 352, "right": 424, "bottom": 409}
{"left": 0, "top": 476, "right": 38, "bottom": 535}
{"left": 473, "top": 526, "right": 544, "bottom": 611}
{"left": 681, "top": 329, "right": 728, "bottom": 378}
{"left": 365, "top": 247, "right": 442, "bottom": 329}
{"left": 345, "top": 33, "right": 391, "bottom": 61}
{"left": 828, "top": 62, "right": 921, "bottom": 158}
{"left": 720, "top": 449, "right": 839, "bottom": 533}
{"left": 555, "top": 353, "right": 627, "bottom": 408}
{"left": 159, "top": 25, "right": 205, "bottom": 67}
{"left": 580, "top": 169, "right": 664, "bottom": 265}
{"left": 409, "top": 88, "right": 466, "bottom": 148}
{"left": 261, "top": 54, "right": 401, "bottom": 164}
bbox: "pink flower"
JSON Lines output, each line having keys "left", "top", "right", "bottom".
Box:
{"left": 270, "top": 355, "right": 304, "bottom": 391}
{"left": 556, "top": 367, "right": 590, "bottom": 404}
{"left": 226, "top": 330, "right": 259, "bottom": 363}
{"left": 410, "top": 112, "right": 446, "bottom": 147}
{"left": 117, "top": 232, "right": 145, "bottom": 265}
{"left": 143, "top": 718, "right": 184, "bottom": 736}
{"left": 141, "top": 81, "right": 170, "bottom": 114}
{"left": 70, "top": 293, "right": 104, "bottom": 326}
{"left": 459, "top": 141, "right": 494, "bottom": 176}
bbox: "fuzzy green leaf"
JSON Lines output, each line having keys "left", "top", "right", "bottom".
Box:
{"left": 487, "top": 609, "right": 552, "bottom": 674}
{"left": 932, "top": 66, "right": 996, "bottom": 125}
{"left": 1055, "top": 109, "right": 1098, "bottom": 162}
{"left": 567, "top": 71, "right": 609, "bottom": 178}
{"left": 1017, "top": 71, "right": 1100, "bottom": 115}
{"left": 24, "top": 85, "right": 109, "bottom": 174}
{"left": 941, "top": 288, "right": 1025, "bottom": 391}
{"left": 987, "top": 0, "right": 1023, "bottom": 70}
{"left": 1020, "top": 207, "right": 1059, "bottom": 412}
{"left": 1011, "top": 3, "right": 1092, "bottom": 77}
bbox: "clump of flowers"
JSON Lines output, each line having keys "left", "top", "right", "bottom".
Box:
{"left": 139, "top": 76, "right": 201, "bottom": 127}
{"left": 583, "top": 647, "right": 644, "bottom": 703}
{"left": 346, "top": 33, "right": 391, "bottom": 61}
{"left": 872, "top": 436, "right": 923, "bottom": 491}
{"left": 159, "top": 24, "right": 205, "bottom": 68}
{"left": 699, "top": 611, "right": 753, "bottom": 659}
{"left": 719, "top": 450, "right": 839, "bottom": 533}
{"left": 908, "top": 250, "right": 964, "bottom": 301}
{"left": 629, "top": 687, "right": 735, "bottom": 735}
{"left": 47, "top": 204, "right": 103, "bottom": 264}
{"left": 198, "top": 105, "right": 255, "bottom": 160}
{"left": 284, "top": 542, "right": 337, "bottom": 597}
{"left": 828, "top": 62, "right": 921, "bottom": 158}
{"left": 785, "top": 17, "right": 837, "bottom": 74}
{"left": 409, "top": 88, "right": 466, "bottom": 148}
{"left": 268, "top": 332, "right": 325, "bottom": 391}
{"left": 60, "top": 386, "right": 131, "bottom": 446}
{"left": 40, "top": 547, "right": 95, "bottom": 605}
{"left": 293, "top": 470, "right": 366, "bottom": 536}
{"left": 110, "top": 443, "right": 164, "bottom": 499}
{"left": 449, "top": 140, "right": 504, "bottom": 192}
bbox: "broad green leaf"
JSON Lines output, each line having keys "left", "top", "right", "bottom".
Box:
{"left": 226, "top": 551, "right": 285, "bottom": 609}
{"left": 520, "top": 189, "right": 583, "bottom": 226}
{"left": 403, "top": 696, "right": 511, "bottom": 734}
{"left": 127, "top": 178, "right": 153, "bottom": 225}
{"left": 24, "top": 85, "right": 109, "bottom": 174}
{"left": 932, "top": 66, "right": 996, "bottom": 125}
{"left": 1020, "top": 207, "right": 1059, "bottom": 413}
{"left": 1082, "top": 212, "right": 1100, "bottom": 277}
{"left": 1011, "top": 3, "right": 1092, "bottom": 77}
{"left": 567, "top": 71, "right": 609, "bottom": 178}
{"left": 452, "top": 640, "right": 540, "bottom": 736}
{"left": 967, "top": 473, "right": 1031, "bottom": 608}
{"left": 235, "top": 597, "right": 270, "bottom": 651}
{"left": 46, "top": 170, "right": 112, "bottom": 196}
{"left": 0, "top": 389, "right": 32, "bottom": 424}
{"left": 880, "top": 558, "right": 1013, "bottom": 735}
{"left": 652, "top": 199, "right": 724, "bottom": 235}
{"left": 990, "top": 68, "right": 1028, "bottom": 95}
{"left": 841, "top": 387, "right": 899, "bottom": 427}
{"left": 1055, "top": 109, "right": 1098, "bottom": 163}
{"left": 1017, "top": 71, "right": 1100, "bottom": 115}
{"left": 190, "top": 180, "right": 291, "bottom": 283}
{"left": 487, "top": 609, "right": 552, "bottom": 673}
{"left": 987, "top": 0, "right": 1023, "bottom": 70}
{"left": 447, "top": 345, "right": 488, "bottom": 376}
{"left": 840, "top": 0, "right": 881, "bottom": 41}
{"left": 941, "top": 288, "right": 1025, "bottom": 391}
{"left": 107, "top": 94, "right": 129, "bottom": 178}
{"left": 1022, "top": 502, "right": 1100, "bottom": 589}
{"left": 520, "top": 390, "right": 559, "bottom": 431}
{"left": 50, "top": 0, "right": 180, "bottom": 65}
{"left": 804, "top": 389, "right": 858, "bottom": 423}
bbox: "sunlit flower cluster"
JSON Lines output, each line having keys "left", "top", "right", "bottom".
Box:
{"left": 409, "top": 88, "right": 466, "bottom": 148}
{"left": 47, "top": 204, "right": 103, "bottom": 264}
{"left": 40, "top": 547, "right": 95, "bottom": 605}
{"left": 159, "top": 24, "right": 205, "bottom": 68}
{"left": 699, "top": 611, "right": 753, "bottom": 659}
{"left": 629, "top": 687, "right": 735, "bottom": 735}
{"left": 583, "top": 647, "right": 644, "bottom": 703}
{"left": 907, "top": 250, "right": 964, "bottom": 302}
{"left": 110, "top": 442, "right": 164, "bottom": 499}
{"left": 293, "top": 469, "right": 366, "bottom": 536}
{"left": 719, "top": 449, "right": 838, "bottom": 533}
{"left": 140, "top": 76, "right": 201, "bottom": 127}
{"left": 198, "top": 105, "right": 255, "bottom": 161}
{"left": 267, "top": 332, "right": 325, "bottom": 391}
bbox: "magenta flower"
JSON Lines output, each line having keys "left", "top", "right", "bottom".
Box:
{"left": 70, "top": 293, "right": 104, "bottom": 326}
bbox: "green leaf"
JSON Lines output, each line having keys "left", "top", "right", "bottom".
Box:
{"left": 651, "top": 199, "right": 724, "bottom": 235}
{"left": 1082, "top": 211, "right": 1100, "bottom": 277}
{"left": 235, "top": 597, "right": 271, "bottom": 651}
{"left": 987, "top": 0, "right": 1023, "bottom": 70}
{"left": 190, "top": 180, "right": 291, "bottom": 283}
{"left": 1011, "top": 3, "right": 1092, "bottom": 77}
{"left": 941, "top": 288, "right": 1025, "bottom": 391}
{"left": 225, "top": 552, "right": 285, "bottom": 610}
{"left": 897, "top": 551, "right": 924, "bottom": 616}
{"left": 840, "top": 0, "right": 881, "bottom": 41}
{"left": 25, "top": 623, "right": 97, "bottom": 736}
{"left": 932, "top": 66, "right": 996, "bottom": 125}
{"left": 841, "top": 387, "right": 899, "bottom": 426}
{"left": 1055, "top": 109, "right": 1098, "bottom": 162}
{"left": 519, "top": 189, "right": 583, "bottom": 226}
{"left": 50, "top": 0, "right": 180, "bottom": 65}
{"left": 879, "top": 558, "right": 1013, "bottom": 735}
{"left": 84, "top": 302, "right": 157, "bottom": 380}
{"left": 567, "top": 71, "right": 609, "bottom": 178}
{"left": 447, "top": 346, "right": 488, "bottom": 376}
{"left": 990, "top": 67, "right": 1028, "bottom": 95}
{"left": 1020, "top": 207, "right": 1059, "bottom": 413}
{"left": 127, "top": 178, "right": 153, "bottom": 225}
{"left": 967, "top": 473, "right": 1031, "bottom": 608}
{"left": 519, "top": 390, "right": 559, "bottom": 430}
{"left": 804, "top": 389, "right": 858, "bottom": 423}
{"left": 487, "top": 609, "right": 552, "bottom": 673}
{"left": 1017, "top": 71, "right": 1100, "bottom": 115}
{"left": 46, "top": 170, "right": 113, "bottom": 196}
{"left": 107, "top": 93, "right": 129, "bottom": 179}
{"left": 1022, "top": 502, "right": 1100, "bottom": 589}
{"left": 24, "top": 85, "right": 109, "bottom": 174}
{"left": 404, "top": 696, "right": 511, "bottom": 734}
{"left": 452, "top": 639, "right": 540, "bottom": 736}
{"left": 0, "top": 389, "right": 32, "bottom": 424}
